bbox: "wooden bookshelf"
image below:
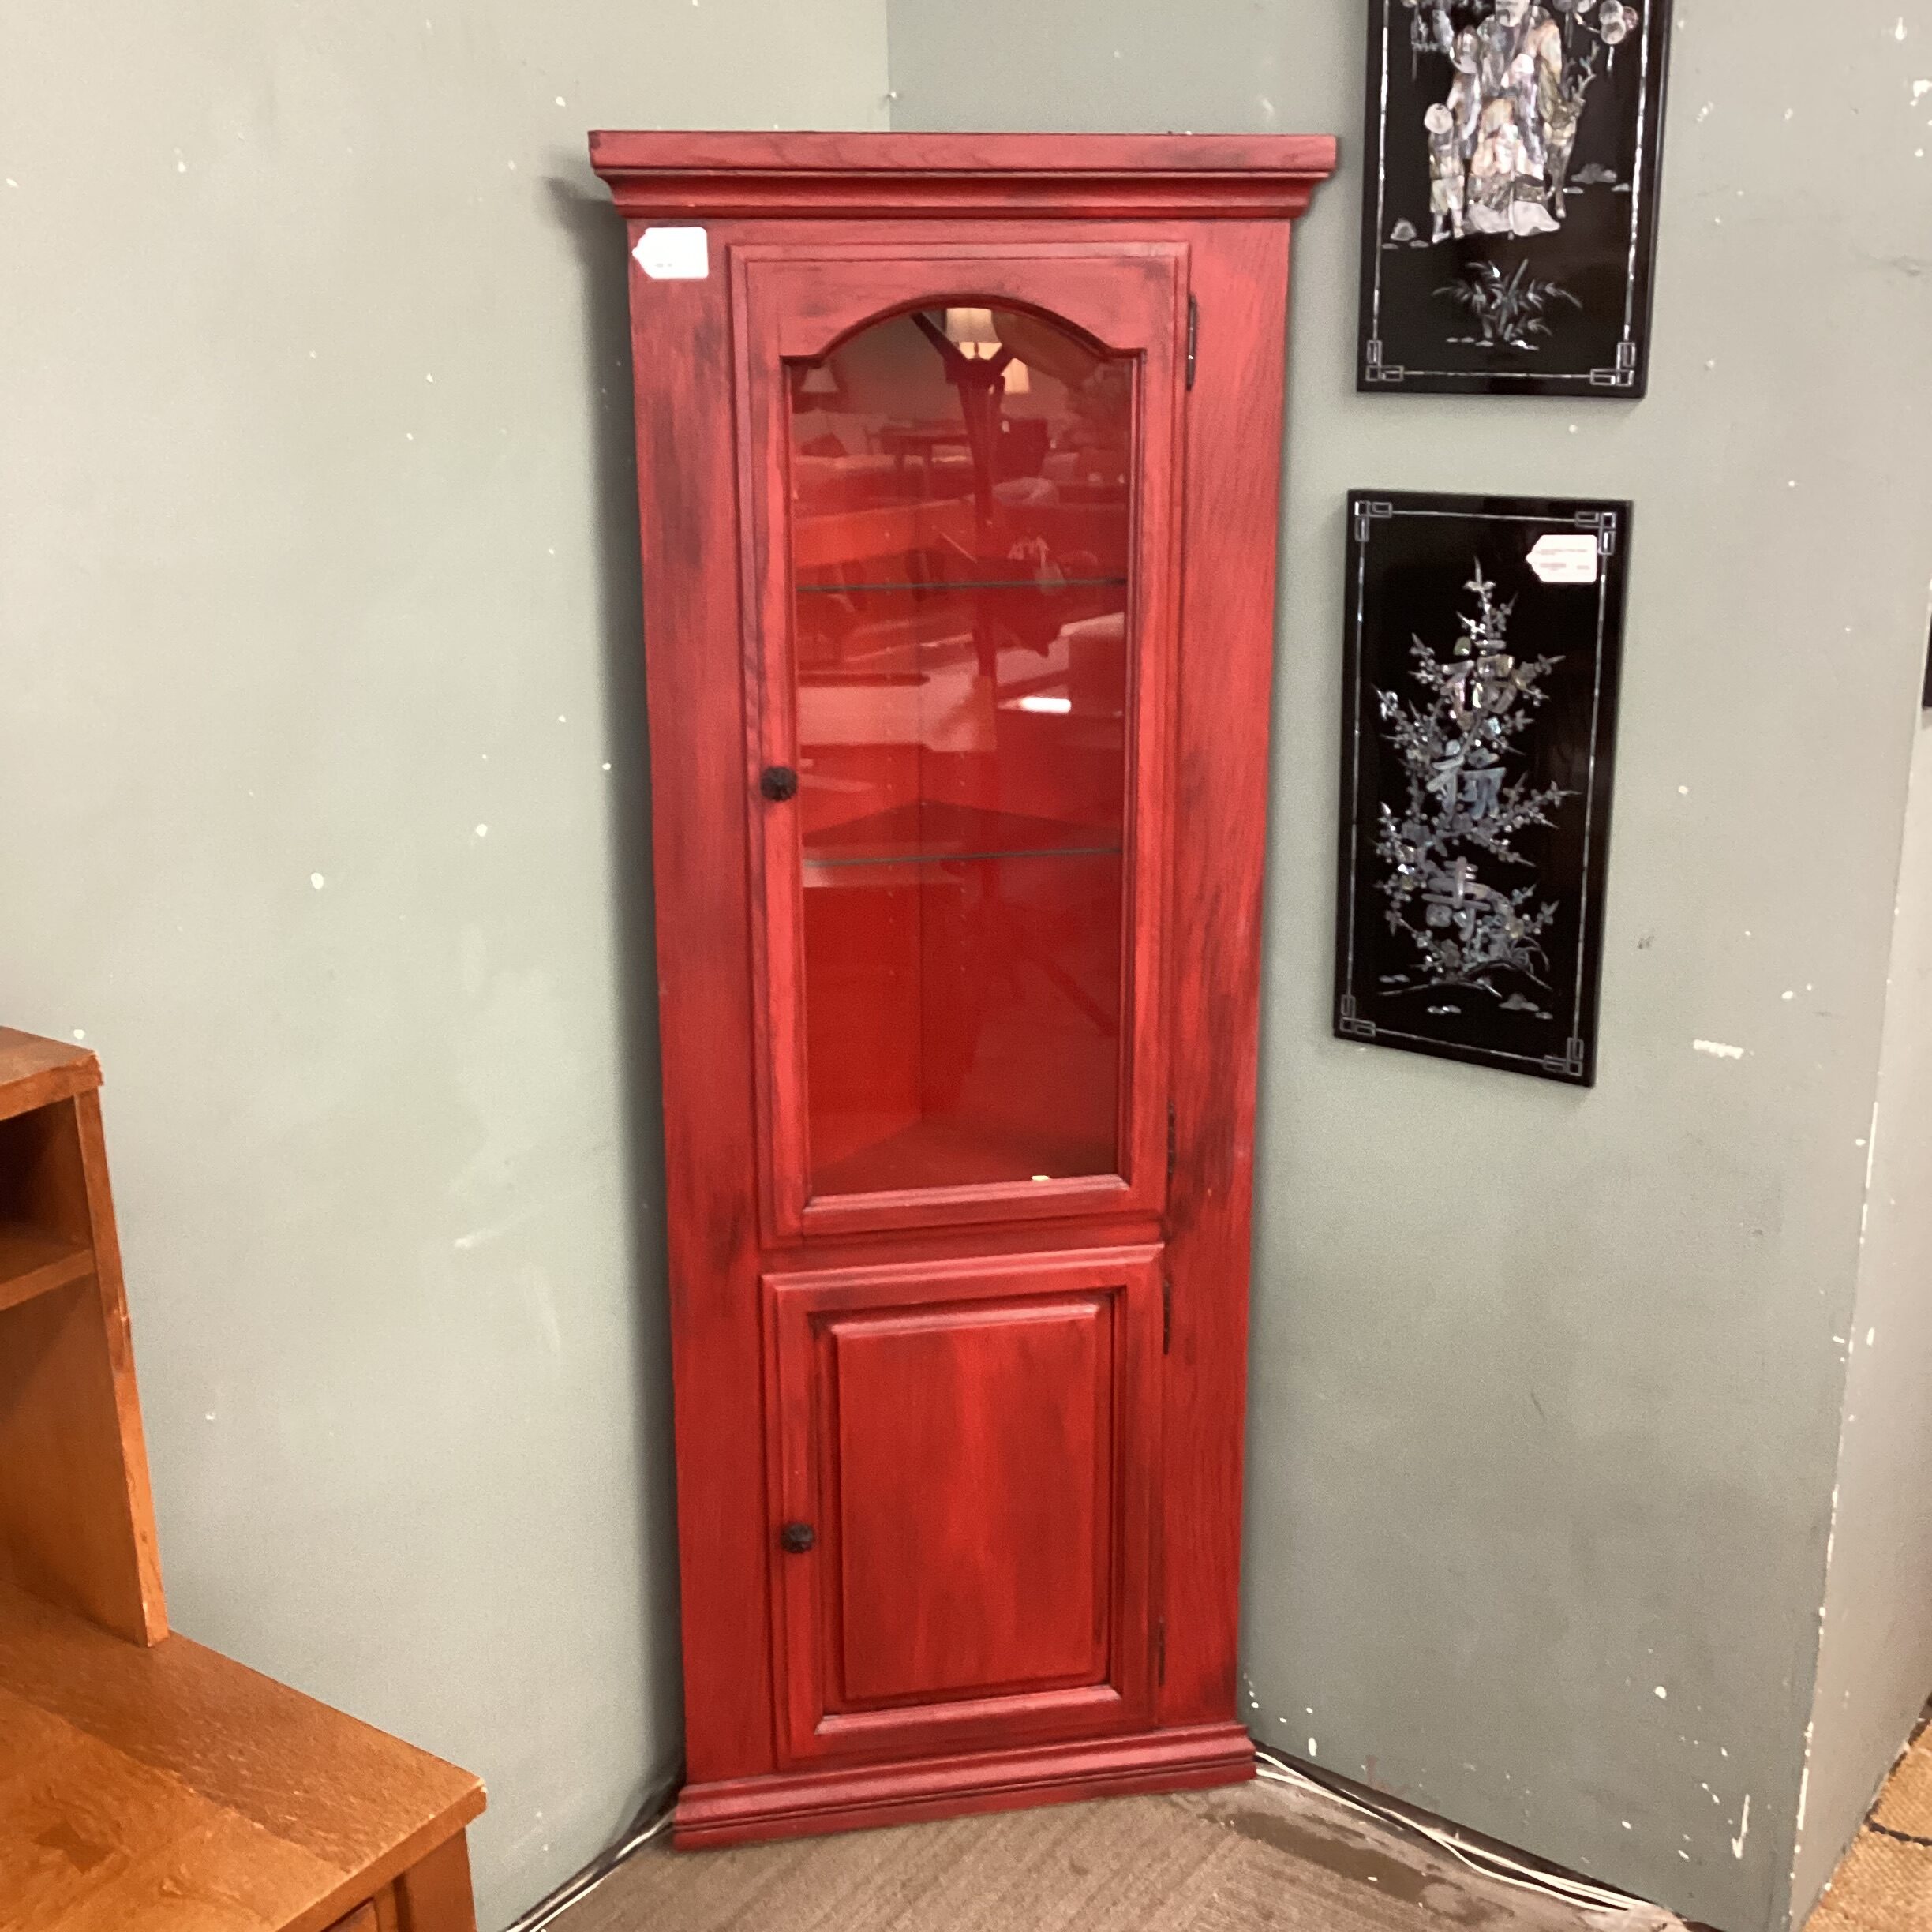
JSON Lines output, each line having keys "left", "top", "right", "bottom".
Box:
{"left": 0, "top": 1029, "right": 165, "bottom": 1646}
{"left": 0, "top": 1028, "right": 485, "bottom": 1931}
{"left": 0, "top": 1223, "right": 92, "bottom": 1317}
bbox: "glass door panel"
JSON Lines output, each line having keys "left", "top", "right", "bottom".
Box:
{"left": 790, "top": 309, "right": 1133, "bottom": 1197}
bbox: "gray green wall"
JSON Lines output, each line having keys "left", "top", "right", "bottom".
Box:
{"left": 886, "top": 6, "right": 1932, "bottom": 1931}
{"left": 1797, "top": 714, "right": 1932, "bottom": 1916}
{"left": 0, "top": 6, "right": 885, "bottom": 1926}
{"left": 6, "top": 6, "right": 1926, "bottom": 1929}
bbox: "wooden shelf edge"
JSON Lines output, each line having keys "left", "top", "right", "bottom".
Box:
{"left": 0, "top": 1057, "right": 100, "bottom": 1124}
{"left": 673, "top": 1720, "right": 1254, "bottom": 1848}
{"left": 0, "top": 1224, "right": 94, "bottom": 1316}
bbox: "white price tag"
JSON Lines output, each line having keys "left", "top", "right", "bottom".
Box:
{"left": 1527, "top": 533, "right": 1601, "bottom": 586}
{"left": 634, "top": 226, "right": 710, "bottom": 281}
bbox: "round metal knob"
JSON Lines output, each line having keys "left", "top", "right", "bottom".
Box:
{"left": 760, "top": 765, "right": 799, "bottom": 803}
{"left": 779, "top": 1521, "right": 816, "bottom": 1554}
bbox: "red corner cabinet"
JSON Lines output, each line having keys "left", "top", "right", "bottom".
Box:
{"left": 588, "top": 132, "right": 1335, "bottom": 1848}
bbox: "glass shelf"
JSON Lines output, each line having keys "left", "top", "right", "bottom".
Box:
{"left": 806, "top": 846, "right": 1121, "bottom": 871}
{"left": 803, "top": 802, "right": 1120, "bottom": 872}
{"left": 799, "top": 577, "right": 1128, "bottom": 594}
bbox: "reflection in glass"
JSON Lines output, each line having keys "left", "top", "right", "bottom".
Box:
{"left": 789, "top": 308, "right": 1133, "bottom": 1196}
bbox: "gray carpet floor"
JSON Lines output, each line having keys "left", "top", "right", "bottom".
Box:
{"left": 553, "top": 1773, "right": 1686, "bottom": 1932}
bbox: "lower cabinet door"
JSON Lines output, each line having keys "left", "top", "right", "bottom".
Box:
{"left": 762, "top": 1245, "right": 1163, "bottom": 1765}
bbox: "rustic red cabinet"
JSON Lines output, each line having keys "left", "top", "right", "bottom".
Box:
{"left": 588, "top": 131, "right": 1336, "bottom": 1848}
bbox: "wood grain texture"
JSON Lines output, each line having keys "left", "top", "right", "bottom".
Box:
{"left": 392, "top": 1830, "right": 476, "bottom": 1932}
{"left": 69, "top": 1088, "right": 167, "bottom": 1644}
{"left": 832, "top": 1302, "right": 1110, "bottom": 1698}
{"left": 0, "top": 1032, "right": 98, "bottom": 1128}
{"left": 593, "top": 134, "right": 1334, "bottom": 1844}
{"left": 763, "top": 1249, "right": 1161, "bottom": 1767}
{"left": 672, "top": 1720, "right": 1254, "bottom": 1848}
{"left": 0, "top": 1088, "right": 165, "bottom": 1645}
{"left": 0, "top": 1225, "right": 93, "bottom": 1316}
{"left": 616, "top": 214, "right": 777, "bottom": 1787}
{"left": 1158, "top": 219, "right": 1295, "bottom": 1728}
{"left": 589, "top": 132, "right": 1339, "bottom": 221}
{"left": 0, "top": 1582, "right": 481, "bottom": 1932}
{"left": 0, "top": 1028, "right": 481, "bottom": 1931}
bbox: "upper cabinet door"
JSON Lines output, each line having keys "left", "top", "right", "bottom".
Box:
{"left": 736, "top": 244, "right": 1187, "bottom": 1241}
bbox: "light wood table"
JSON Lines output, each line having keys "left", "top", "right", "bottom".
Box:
{"left": 0, "top": 1031, "right": 486, "bottom": 1930}
{"left": 0, "top": 1580, "right": 484, "bottom": 1931}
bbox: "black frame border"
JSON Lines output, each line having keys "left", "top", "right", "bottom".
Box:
{"left": 1333, "top": 489, "right": 1631, "bottom": 1086}
{"left": 1355, "top": 0, "right": 1672, "bottom": 399}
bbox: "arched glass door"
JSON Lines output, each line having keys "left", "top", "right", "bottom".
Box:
{"left": 789, "top": 306, "right": 1132, "bottom": 1196}
{"left": 739, "top": 247, "right": 1184, "bottom": 1237}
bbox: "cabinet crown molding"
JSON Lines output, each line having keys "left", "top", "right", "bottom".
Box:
{"left": 588, "top": 130, "right": 1340, "bottom": 221}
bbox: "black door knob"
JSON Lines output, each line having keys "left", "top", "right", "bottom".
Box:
{"left": 779, "top": 1521, "right": 816, "bottom": 1554}
{"left": 761, "top": 765, "right": 799, "bottom": 802}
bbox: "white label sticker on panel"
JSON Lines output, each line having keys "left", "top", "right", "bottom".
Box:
{"left": 635, "top": 227, "right": 710, "bottom": 281}
{"left": 1527, "top": 532, "right": 1600, "bottom": 585}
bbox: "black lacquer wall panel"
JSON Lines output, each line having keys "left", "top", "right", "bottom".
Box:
{"left": 1358, "top": 0, "right": 1670, "bottom": 397}
{"left": 1336, "top": 492, "right": 1629, "bottom": 1084}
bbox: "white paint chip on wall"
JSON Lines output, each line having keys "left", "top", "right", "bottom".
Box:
{"left": 1694, "top": 1040, "right": 1746, "bottom": 1061}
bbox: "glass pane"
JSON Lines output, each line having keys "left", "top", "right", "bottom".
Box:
{"left": 789, "top": 306, "right": 1133, "bottom": 1196}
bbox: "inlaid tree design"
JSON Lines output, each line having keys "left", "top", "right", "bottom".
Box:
{"left": 1373, "top": 564, "right": 1571, "bottom": 1003}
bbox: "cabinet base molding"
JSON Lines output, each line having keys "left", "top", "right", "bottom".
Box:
{"left": 673, "top": 1721, "right": 1255, "bottom": 1849}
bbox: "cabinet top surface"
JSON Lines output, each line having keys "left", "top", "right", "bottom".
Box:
{"left": 589, "top": 129, "right": 1339, "bottom": 219}
{"left": 0, "top": 1028, "right": 99, "bottom": 1120}
{"left": 0, "top": 1579, "right": 484, "bottom": 1930}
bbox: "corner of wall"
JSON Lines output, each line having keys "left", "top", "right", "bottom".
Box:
{"left": 1788, "top": 705, "right": 1932, "bottom": 1926}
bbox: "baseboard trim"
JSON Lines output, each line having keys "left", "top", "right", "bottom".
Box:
{"left": 674, "top": 1721, "right": 1255, "bottom": 1848}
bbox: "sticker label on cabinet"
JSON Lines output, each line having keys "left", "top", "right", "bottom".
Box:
{"left": 635, "top": 227, "right": 710, "bottom": 281}
{"left": 1527, "top": 533, "right": 1601, "bottom": 585}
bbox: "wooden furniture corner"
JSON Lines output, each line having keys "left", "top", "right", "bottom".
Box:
{"left": 0, "top": 1028, "right": 485, "bottom": 1932}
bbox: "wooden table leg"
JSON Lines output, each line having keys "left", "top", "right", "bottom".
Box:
{"left": 394, "top": 1830, "right": 477, "bottom": 1932}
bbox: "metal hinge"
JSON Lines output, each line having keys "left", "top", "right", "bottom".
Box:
{"left": 1162, "top": 1276, "right": 1173, "bottom": 1355}
{"left": 1185, "top": 296, "right": 1199, "bottom": 390}
{"left": 1156, "top": 1619, "right": 1167, "bottom": 1687}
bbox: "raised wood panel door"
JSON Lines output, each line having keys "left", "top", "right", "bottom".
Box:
{"left": 734, "top": 246, "right": 1185, "bottom": 1242}
{"left": 763, "top": 1248, "right": 1162, "bottom": 1765}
